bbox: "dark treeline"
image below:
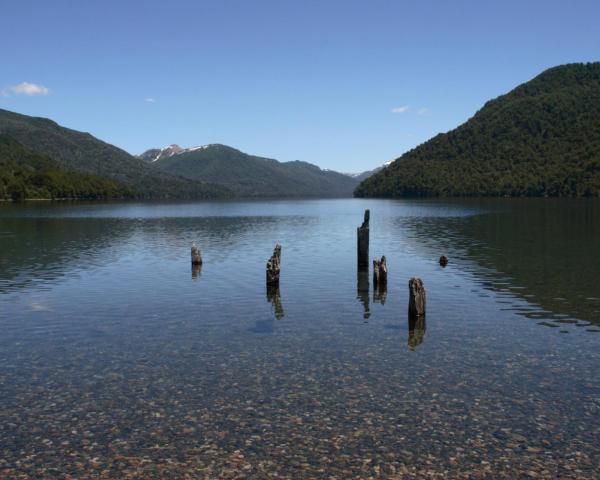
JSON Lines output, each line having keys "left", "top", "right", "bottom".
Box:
{"left": 355, "top": 62, "right": 600, "bottom": 198}
{"left": 0, "top": 135, "right": 132, "bottom": 200}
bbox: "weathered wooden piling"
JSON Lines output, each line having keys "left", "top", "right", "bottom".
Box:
{"left": 373, "top": 255, "right": 387, "bottom": 288}
{"left": 357, "top": 209, "right": 370, "bottom": 268}
{"left": 439, "top": 255, "right": 448, "bottom": 267}
{"left": 191, "top": 242, "right": 202, "bottom": 265}
{"left": 408, "top": 277, "right": 426, "bottom": 318}
{"left": 266, "top": 244, "right": 282, "bottom": 286}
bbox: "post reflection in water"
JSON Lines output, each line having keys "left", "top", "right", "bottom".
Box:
{"left": 266, "top": 285, "right": 284, "bottom": 320}
{"left": 357, "top": 267, "right": 370, "bottom": 320}
{"left": 191, "top": 263, "right": 202, "bottom": 280}
{"left": 408, "top": 314, "right": 426, "bottom": 350}
{"left": 373, "top": 282, "right": 387, "bottom": 305}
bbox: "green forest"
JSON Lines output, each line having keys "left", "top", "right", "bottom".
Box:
{"left": 0, "top": 108, "right": 231, "bottom": 200}
{"left": 355, "top": 62, "right": 600, "bottom": 198}
{"left": 151, "top": 144, "right": 359, "bottom": 197}
{"left": 0, "top": 135, "right": 132, "bottom": 200}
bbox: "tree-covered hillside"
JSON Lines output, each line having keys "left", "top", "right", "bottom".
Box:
{"left": 355, "top": 62, "right": 600, "bottom": 198}
{"left": 151, "top": 144, "right": 359, "bottom": 197}
{"left": 0, "top": 109, "right": 231, "bottom": 199}
{"left": 0, "top": 135, "right": 132, "bottom": 200}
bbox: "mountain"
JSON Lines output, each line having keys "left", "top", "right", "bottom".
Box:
{"left": 347, "top": 160, "right": 395, "bottom": 182}
{"left": 355, "top": 62, "right": 600, "bottom": 198}
{"left": 144, "top": 143, "right": 359, "bottom": 197}
{"left": 351, "top": 168, "right": 381, "bottom": 183}
{"left": 0, "top": 134, "right": 131, "bottom": 200}
{"left": 139, "top": 144, "right": 185, "bottom": 163}
{"left": 0, "top": 109, "right": 231, "bottom": 199}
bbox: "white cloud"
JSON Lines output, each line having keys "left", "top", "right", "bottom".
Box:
{"left": 144, "top": 97, "right": 156, "bottom": 103}
{"left": 2, "top": 82, "right": 50, "bottom": 96}
{"left": 417, "top": 107, "right": 429, "bottom": 115}
{"left": 391, "top": 105, "right": 409, "bottom": 113}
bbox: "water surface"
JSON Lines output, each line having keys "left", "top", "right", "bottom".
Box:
{"left": 0, "top": 198, "right": 598, "bottom": 478}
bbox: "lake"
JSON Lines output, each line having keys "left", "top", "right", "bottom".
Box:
{"left": 0, "top": 198, "right": 598, "bottom": 478}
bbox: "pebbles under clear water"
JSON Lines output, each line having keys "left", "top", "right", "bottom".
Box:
{"left": 0, "top": 199, "right": 598, "bottom": 478}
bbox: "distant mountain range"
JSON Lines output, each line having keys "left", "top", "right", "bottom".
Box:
{"left": 0, "top": 107, "right": 374, "bottom": 200}
{"left": 355, "top": 62, "right": 600, "bottom": 198}
{"left": 13, "top": 61, "right": 598, "bottom": 202}
{"left": 0, "top": 108, "right": 230, "bottom": 199}
{"left": 138, "top": 144, "right": 360, "bottom": 197}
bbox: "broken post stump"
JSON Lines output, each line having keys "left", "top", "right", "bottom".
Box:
{"left": 357, "top": 209, "right": 370, "bottom": 268}
{"left": 408, "top": 277, "right": 426, "bottom": 318}
{"left": 191, "top": 242, "right": 202, "bottom": 265}
{"left": 439, "top": 255, "right": 448, "bottom": 267}
{"left": 266, "top": 243, "right": 282, "bottom": 286}
{"left": 373, "top": 255, "right": 387, "bottom": 288}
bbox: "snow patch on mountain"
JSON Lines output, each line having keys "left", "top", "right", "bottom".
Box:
{"left": 139, "top": 144, "right": 217, "bottom": 162}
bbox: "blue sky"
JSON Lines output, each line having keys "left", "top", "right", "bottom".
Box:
{"left": 1, "top": 0, "right": 598, "bottom": 172}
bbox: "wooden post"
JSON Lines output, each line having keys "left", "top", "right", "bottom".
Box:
{"left": 266, "top": 244, "right": 282, "bottom": 286}
{"left": 191, "top": 242, "right": 202, "bottom": 265}
{"left": 408, "top": 277, "right": 426, "bottom": 318}
{"left": 373, "top": 255, "right": 387, "bottom": 288}
{"left": 357, "top": 209, "right": 370, "bottom": 269}
{"left": 439, "top": 255, "right": 448, "bottom": 267}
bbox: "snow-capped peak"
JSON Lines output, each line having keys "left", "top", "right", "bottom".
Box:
{"left": 140, "top": 144, "right": 217, "bottom": 162}
{"left": 185, "top": 145, "right": 211, "bottom": 152}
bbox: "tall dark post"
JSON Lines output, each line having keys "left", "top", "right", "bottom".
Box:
{"left": 357, "top": 209, "right": 370, "bottom": 269}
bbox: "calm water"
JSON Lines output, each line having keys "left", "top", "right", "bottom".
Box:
{"left": 0, "top": 198, "right": 598, "bottom": 479}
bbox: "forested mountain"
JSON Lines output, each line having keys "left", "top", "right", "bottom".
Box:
{"left": 0, "top": 109, "right": 230, "bottom": 199}
{"left": 0, "top": 134, "right": 131, "bottom": 200}
{"left": 146, "top": 144, "right": 359, "bottom": 197}
{"left": 355, "top": 62, "right": 600, "bottom": 198}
